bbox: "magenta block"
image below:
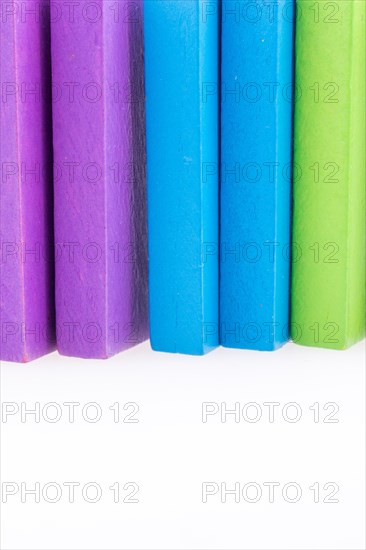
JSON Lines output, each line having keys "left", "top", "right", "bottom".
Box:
{"left": 51, "top": 0, "right": 148, "bottom": 358}
{"left": 0, "top": 0, "right": 55, "bottom": 362}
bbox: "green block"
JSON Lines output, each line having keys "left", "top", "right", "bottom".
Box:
{"left": 292, "top": 0, "right": 366, "bottom": 349}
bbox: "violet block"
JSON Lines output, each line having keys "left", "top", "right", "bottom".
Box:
{"left": 0, "top": 0, "right": 55, "bottom": 362}
{"left": 51, "top": 0, "right": 149, "bottom": 358}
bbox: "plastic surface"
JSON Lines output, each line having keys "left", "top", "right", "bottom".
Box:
{"left": 144, "top": 0, "right": 219, "bottom": 354}
{"left": 51, "top": 0, "right": 149, "bottom": 358}
{"left": 0, "top": 0, "right": 55, "bottom": 362}
{"left": 220, "top": 0, "right": 294, "bottom": 350}
{"left": 291, "top": 0, "right": 366, "bottom": 349}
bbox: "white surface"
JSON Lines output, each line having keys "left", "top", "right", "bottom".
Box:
{"left": 0, "top": 340, "right": 365, "bottom": 550}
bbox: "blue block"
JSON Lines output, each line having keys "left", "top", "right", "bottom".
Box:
{"left": 144, "top": 0, "right": 219, "bottom": 354}
{"left": 220, "top": 0, "right": 295, "bottom": 350}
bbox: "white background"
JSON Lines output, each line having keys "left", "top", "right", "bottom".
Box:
{"left": 1, "top": 340, "right": 365, "bottom": 550}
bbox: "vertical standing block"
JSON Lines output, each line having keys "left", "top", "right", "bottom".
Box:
{"left": 144, "top": 0, "right": 219, "bottom": 355}
{"left": 0, "top": 0, "right": 55, "bottom": 362}
{"left": 51, "top": 0, "right": 148, "bottom": 358}
{"left": 220, "top": 0, "right": 294, "bottom": 350}
{"left": 292, "top": 0, "right": 365, "bottom": 349}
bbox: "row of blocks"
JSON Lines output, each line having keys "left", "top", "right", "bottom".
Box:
{"left": 1, "top": 0, "right": 365, "bottom": 361}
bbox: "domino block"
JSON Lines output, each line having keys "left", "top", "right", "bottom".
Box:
{"left": 220, "top": 0, "right": 294, "bottom": 350}
{"left": 291, "top": 0, "right": 366, "bottom": 349}
{"left": 144, "top": 0, "right": 219, "bottom": 354}
{"left": 51, "top": 0, "right": 149, "bottom": 358}
{"left": 0, "top": 0, "right": 55, "bottom": 362}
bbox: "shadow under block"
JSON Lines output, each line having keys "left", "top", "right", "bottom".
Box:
{"left": 51, "top": 0, "right": 149, "bottom": 358}
{"left": 220, "top": 0, "right": 294, "bottom": 350}
{"left": 144, "top": 0, "right": 219, "bottom": 354}
{"left": 291, "top": 0, "right": 366, "bottom": 349}
{"left": 0, "top": 0, "right": 55, "bottom": 362}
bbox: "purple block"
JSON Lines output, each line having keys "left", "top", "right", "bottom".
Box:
{"left": 51, "top": 0, "right": 148, "bottom": 358}
{"left": 0, "top": 0, "right": 55, "bottom": 362}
